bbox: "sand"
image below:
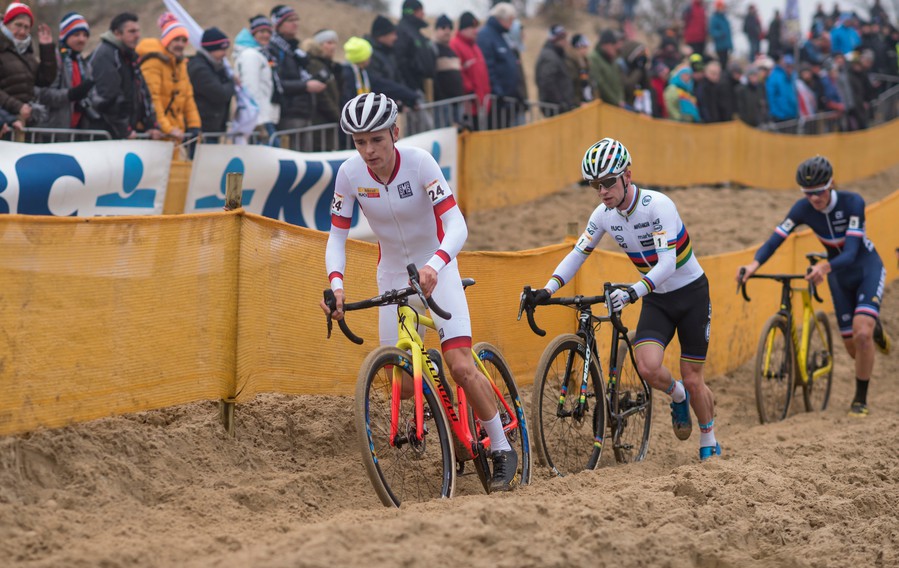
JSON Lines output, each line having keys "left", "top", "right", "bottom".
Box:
{"left": 2, "top": 162, "right": 898, "bottom": 567}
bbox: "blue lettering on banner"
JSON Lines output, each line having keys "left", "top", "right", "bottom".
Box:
{"left": 263, "top": 158, "right": 354, "bottom": 230}
{"left": 95, "top": 152, "right": 156, "bottom": 209}
{"left": 431, "top": 141, "right": 451, "bottom": 182}
{"left": 16, "top": 153, "right": 84, "bottom": 216}
{"left": 0, "top": 167, "right": 7, "bottom": 214}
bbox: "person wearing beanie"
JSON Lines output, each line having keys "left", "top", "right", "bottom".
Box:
{"left": 32, "top": 12, "right": 97, "bottom": 130}
{"left": 589, "top": 28, "right": 625, "bottom": 106}
{"left": 86, "top": 13, "right": 161, "bottom": 139}
{"left": 188, "top": 27, "right": 236, "bottom": 138}
{"left": 301, "top": 29, "right": 342, "bottom": 148}
{"left": 235, "top": 15, "right": 280, "bottom": 143}
{"left": 449, "top": 11, "right": 489, "bottom": 129}
{"left": 134, "top": 12, "right": 200, "bottom": 143}
{"left": 339, "top": 35, "right": 418, "bottom": 116}
{"left": 395, "top": 0, "right": 435, "bottom": 95}
{"left": 0, "top": 2, "right": 57, "bottom": 124}
{"left": 536, "top": 23, "right": 575, "bottom": 115}
{"left": 432, "top": 14, "right": 463, "bottom": 127}
{"left": 267, "top": 3, "right": 326, "bottom": 143}
{"left": 566, "top": 33, "right": 593, "bottom": 106}
{"left": 367, "top": 15, "right": 402, "bottom": 86}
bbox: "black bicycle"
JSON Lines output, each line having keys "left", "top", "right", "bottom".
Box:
{"left": 519, "top": 282, "right": 653, "bottom": 477}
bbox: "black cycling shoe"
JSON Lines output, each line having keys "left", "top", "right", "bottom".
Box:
{"left": 490, "top": 448, "right": 518, "bottom": 492}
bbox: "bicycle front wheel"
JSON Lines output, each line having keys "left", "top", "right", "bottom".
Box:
{"left": 355, "top": 347, "right": 455, "bottom": 508}
{"left": 754, "top": 314, "right": 794, "bottom": 423}
{"left": 530, "top": 334, "right": 605, "bottom": 477}
{"left": 473, "top": 342, "right": 531, "bottom": 489}
{"left": 613, "top": 332, "right": 652, "bottom": 464}
{"left": 802, "top": 310, "right": 834, "bottom": 412}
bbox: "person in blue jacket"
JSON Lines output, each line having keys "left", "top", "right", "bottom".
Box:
{"left": 765, "top": 53, "right": 797, "bottom": 123}
{"left": 709, "top": 1, "right": 733, "bottom": 69}
{"left": 476, "top": 2, "right": 520, "bottom": 129}
{"left": 830, "top": 13, "right": 861, "bottom": 55}
{"left": 737, "top": 156, "right": 891, "bottom": 418}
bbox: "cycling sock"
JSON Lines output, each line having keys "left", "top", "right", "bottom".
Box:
{"left": 481, "top": 412, "right": 512, "bottom": 453}
{"left": 667, "top": 379, "right": 686, "bottom": 404}
{"left": 699, "top": 419, "right": 716, "bottom": 447}
{"left": 854, "top": 378, "right": 869, "bottom": 405}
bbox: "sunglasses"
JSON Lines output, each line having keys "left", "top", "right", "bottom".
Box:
{"left": 802, "top": 188, "right": 827, "bottom": 197}
{"left": 589, "top": 175, "right": 620, "bottom": 190}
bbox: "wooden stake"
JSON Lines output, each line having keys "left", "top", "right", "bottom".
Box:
{"left": 224, "top": 172, "right": 243, "bottom": 211}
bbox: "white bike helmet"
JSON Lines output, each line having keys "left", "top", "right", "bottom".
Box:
{"left": 340, "top": 92, "right": 399, "bottom": 135}
{"left": 581, "top": 138, "right": 632, "bottom": 180}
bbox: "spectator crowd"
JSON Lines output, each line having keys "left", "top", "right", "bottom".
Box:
{"left": 1, "top": 0, "right": 898, "bottom": 149}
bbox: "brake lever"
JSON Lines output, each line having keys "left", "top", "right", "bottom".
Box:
{"left": 518, "top": 286, "right": 532, "bottom": 321}
{"left": 323, "top": 289, "right": 336, "bottom": 339}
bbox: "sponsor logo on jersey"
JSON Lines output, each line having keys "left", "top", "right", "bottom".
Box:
{"left": 641, "top": 195, "right": 652, "bottom": 206}
{"left": 587, "top": 222, "right": 597, "bottom": 235}
{"left": 873, "top": 295, "right": 881, "bottom": 304}
{"left": 358, "top": 187, "right": 381, "bottom": 198}
{"left": 835, "top": 210, "right": 844, "bottom": 220}
{"left": 439, "top": 328, "right": 445, "bottom": 339}
{"left": 640, "top": 238, "right": 654, "bottom": 247}
{"left": 611, "top": 225, "right": 623, "bottom": 231}
{"left": 781, "top": 218, "right": 795, "bottom": 231}
{"left": 397, "top": 181, "right": 413, "bottom": 199}
{"left": 841, "top": 313, "right": 851, "bottom": 321}
{"left": 848, "top": 215, "right": 860, "bottom": 229}
{"left": 705, "top": 321, "right": 711, "bottom": 343}
{"left": 633, "top": 221, "right": 650, "bottom": 229}
{"left": 653, "top": 223, "right": 663, "bottom": 232}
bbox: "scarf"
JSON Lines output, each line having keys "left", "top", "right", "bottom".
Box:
{"left": 1, "top": 23, "right": 32, "bottom": 55}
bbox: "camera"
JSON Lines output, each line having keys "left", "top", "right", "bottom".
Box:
{"left": 77, "top": 97, "right": 101, "bottom": 121}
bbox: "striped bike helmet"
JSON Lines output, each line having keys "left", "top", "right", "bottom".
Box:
{"left": 340, "top": 92, "right": 399, "bottom": 135}
{"left": 582, "top": 138, "right": 632, "bottom": 181}
{"left": 796, "top": 155, "right": 833, "bottom": 189}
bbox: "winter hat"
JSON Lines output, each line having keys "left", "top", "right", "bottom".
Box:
{"left": 158, "top": 13, "right": 189, "bottom": 47}
{"left": 402, "top": 0, "right": 423, "bottom": 15}
{"left": 571, "top": 33, "right": 589, "bottom": 49}
{"left": 689, "top": 52, "right": 705, "bottom": 72}
{"left": 59, "top": 12, "right": 89, "bottom": 44}
{"left": 370, "top": 15, "right": 396, "bottom": 38}
{"left": 435, "top": 15, "right": 453, "bottom": 30}
{"left": 548, "top": 24, "right": 567, "bottom": 41}
{"left": 313, "top": 29, "right": 338, "bottom": 44}
{"left": 249, "top": 14, "right": 272, "bottom": 35}
{"left": 599, "top": 29, "right": 620, "bottom": 45}
{"left": 271, "top": 5, "right": 298, "bottom": 30}
{"left": 201, "top": 26, "right": 230, "bottom": 51}
{"left": 344, "top": 36, "right": 372, "bottom": 64}
{"left": 3, "top": 2, "right": 33, "bottom": 26}
{"left": 458, "top": 12, "right": 479, "bottom": 31}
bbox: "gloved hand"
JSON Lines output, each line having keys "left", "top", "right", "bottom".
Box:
{"left": 532, "top": 288, "right": 551, "bottom": 306}
{"left": 185, "top": 127, "right": 201, "bottom": 141}
{"left": 608, "top": 288, "right": 631, "bottom": 313}
{"left": 67, "top": 79, "right": 95, "bottom": 101}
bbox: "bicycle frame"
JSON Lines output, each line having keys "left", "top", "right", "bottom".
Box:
{"left": 390, "top": 303, "right": 520, "bottom": 458}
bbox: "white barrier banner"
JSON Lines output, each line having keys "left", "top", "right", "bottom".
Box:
{"left": 186, "top": 128, "right": 459, "bottom": 239}
{"left": 0, "top": 140, "right": 173, "bottom": 216}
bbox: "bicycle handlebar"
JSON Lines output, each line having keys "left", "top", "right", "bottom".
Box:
{"left": 738, "top": 253, "right": 826, "bottom": 303}
{"left": 323, "top": 264, "right": 454, "bottom": 344}
{"left": 518, "top": 282, "right": 632, "bottom": 337}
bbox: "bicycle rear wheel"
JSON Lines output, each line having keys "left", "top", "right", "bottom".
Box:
{"left": 612, "top": 332, "right": 652, "bottom": 463}
{"left": 754, "top": 314, "right": 794, "bottom": 423}
{"left": 355, "top": 347, "right": 455, "bottom": 508}
{"left": 802, "top": 310, "right": 834, "bottom": 412}
{"left": 530, "top": 334, "right": 604, "bottom": 477}
{"left": 473, "top": 342, "right": 531, "bottom": 489}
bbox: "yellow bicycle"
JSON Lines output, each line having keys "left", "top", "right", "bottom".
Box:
{"left": 324, "top": 264, "right": 530, "bottom": 507}
{"left": 739, "top": 253, "right": 835, "bottom": 423}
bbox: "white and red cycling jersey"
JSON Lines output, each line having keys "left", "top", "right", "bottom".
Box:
{"left": 326, "top": 146, "right": 472, "bottom": 349}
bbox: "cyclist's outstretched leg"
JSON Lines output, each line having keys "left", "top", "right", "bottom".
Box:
{"left": 845, "top": 313, "right": 877, "bottom": 417}
{"left": 444, "top": 343, "right": 518, "bottom": 492}
{"left": 680, "top": 360, "right": 719, "bottom": 461}
{"left": 633, "top": 342, "right": 692, "bottom": 441}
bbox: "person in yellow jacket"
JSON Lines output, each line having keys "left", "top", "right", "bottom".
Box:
{"left": 135, "top": 12, "right": 201, "bottom": 144}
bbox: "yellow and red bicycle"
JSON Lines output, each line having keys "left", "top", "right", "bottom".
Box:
{"left": 324, "top": 265, "right": 530, "bottom": 507}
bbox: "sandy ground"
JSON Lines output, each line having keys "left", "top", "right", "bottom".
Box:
{"left": 2, "top": 163, "right": 899, "bottom": 566}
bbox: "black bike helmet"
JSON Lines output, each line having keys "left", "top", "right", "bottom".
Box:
{"left": 795, "top": 155, "right": 833, "bottom": 189}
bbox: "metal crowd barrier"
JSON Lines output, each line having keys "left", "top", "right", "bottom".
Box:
{"left": 4, "top": 127, "right": 112, "bottom": 143}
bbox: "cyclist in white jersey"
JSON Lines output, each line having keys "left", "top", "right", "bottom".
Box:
{"left": 320, "top": 93, "right": 518, "bottom": 490}
{"left": 524, "top": 138, "right": 722, "bottom": 461}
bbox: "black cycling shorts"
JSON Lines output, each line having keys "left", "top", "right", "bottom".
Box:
{"left": 633, "top": 273, "right": 711, "bottom": 364}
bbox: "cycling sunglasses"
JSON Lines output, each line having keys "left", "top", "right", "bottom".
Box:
{"left": 802, "top": 188, "right": 828, "bottom": 197}
{"left": 588, "top": 175, "right": 620, "bottom": 190}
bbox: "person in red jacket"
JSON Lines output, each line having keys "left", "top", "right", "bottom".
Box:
{"left": 449, "top": 12, "right": 490, "bottom": 130}
{"left": 683, "top": 0, "right": 708, "bottom": 56}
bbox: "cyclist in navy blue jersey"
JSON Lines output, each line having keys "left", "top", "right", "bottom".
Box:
{"left": 737, "top": 155, "right": 891, "bottom": 418}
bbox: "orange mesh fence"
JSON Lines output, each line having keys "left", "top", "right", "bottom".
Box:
{"left": 459, "top": 103, "right": 899, "bottom": 213}
{"left": 1, "top": 193, "right": 897, "bottom": 435}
